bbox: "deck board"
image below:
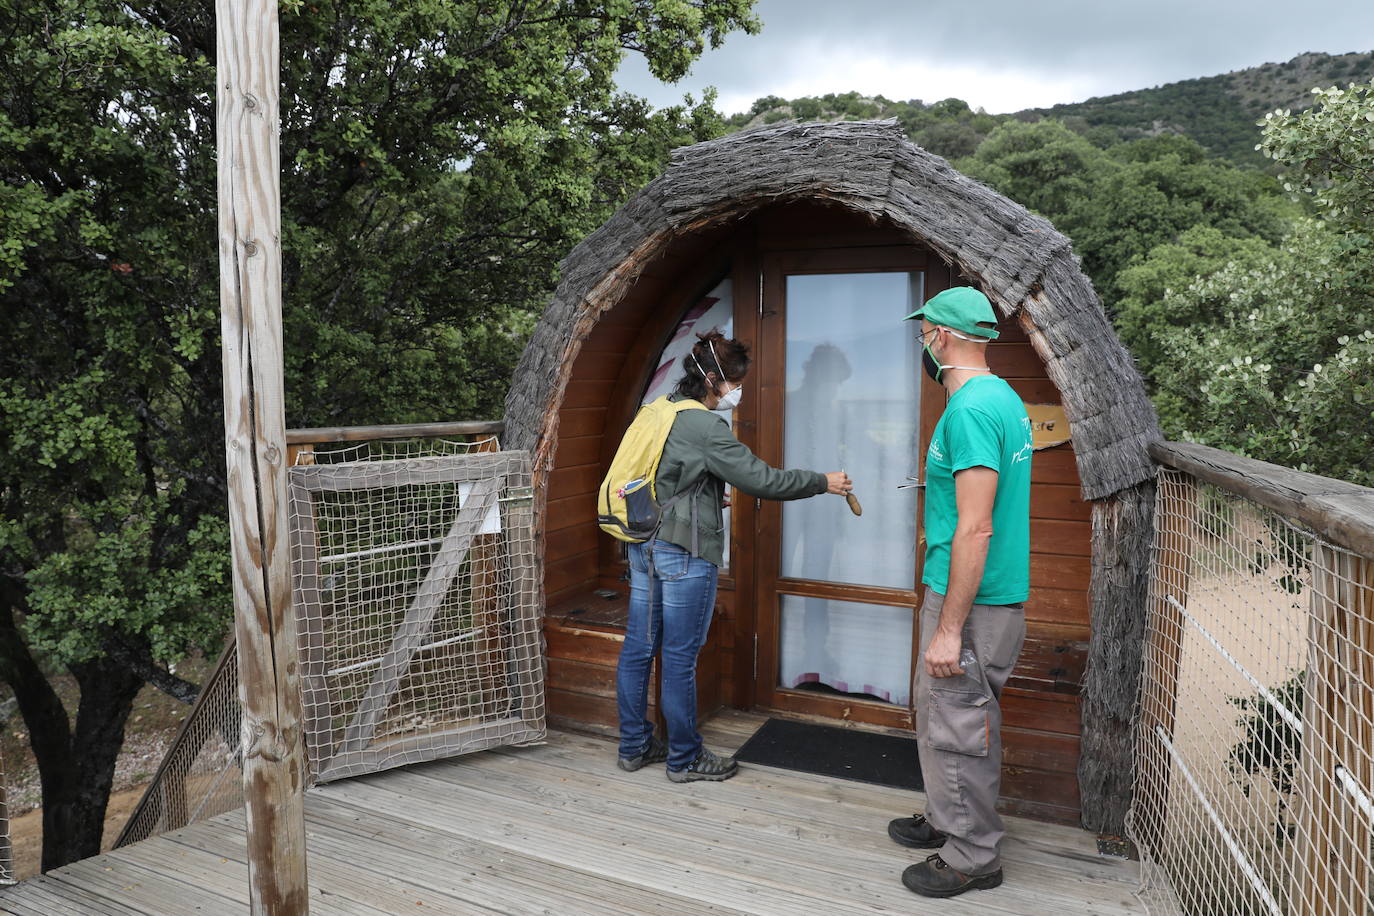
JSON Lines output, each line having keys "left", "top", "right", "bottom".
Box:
{"left": 1, "top": 712, "right": 1143, "bottom": 915}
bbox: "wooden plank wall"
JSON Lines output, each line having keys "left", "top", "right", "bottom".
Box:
{"left": 547, "top": 292, "right": 667, "bottom": 604}
{"left": 985, "top": 318, "right": 1091, "bottom": 824}
{"left": 543, "top": 234, "right": 722, "bottom": 730}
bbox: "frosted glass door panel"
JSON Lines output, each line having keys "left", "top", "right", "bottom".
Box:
{"left": 779, "top": 595, "right": 913, "bottom": 706}
{"left": 780, "top": 272, "right": 921, "bottom": 590}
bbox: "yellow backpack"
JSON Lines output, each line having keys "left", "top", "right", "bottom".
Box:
{"left": 597, "top": 396, "right": 708, "bottom": 543}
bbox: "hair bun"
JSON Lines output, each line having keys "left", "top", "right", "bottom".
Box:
{"left": 673, "top": 328, "right": 752, "bottom": 400}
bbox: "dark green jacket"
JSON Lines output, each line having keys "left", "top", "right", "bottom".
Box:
{"left": 654, "top": 397, "right": 827, "bottom": 567}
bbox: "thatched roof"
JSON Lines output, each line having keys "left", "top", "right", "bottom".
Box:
{"left": 505, "top": 119, "right": 1160, "bottom": 501}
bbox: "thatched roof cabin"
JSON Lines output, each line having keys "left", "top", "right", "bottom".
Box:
{"left": 504, "top": 119, "right": 1161, "bottom": 833}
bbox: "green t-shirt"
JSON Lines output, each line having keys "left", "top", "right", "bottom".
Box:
{"left": 922, "top": 375, "right": 1033, "bottom": 605}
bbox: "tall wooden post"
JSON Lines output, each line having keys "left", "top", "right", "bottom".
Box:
{"left": 216, "top": 0, "right": 310, "bottom": 912}
{"left": 1294, "top": 549, "right": 1374, "bottom": 915}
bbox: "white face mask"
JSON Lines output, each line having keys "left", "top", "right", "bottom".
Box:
{"left": 716, "top": 383, "right": 743, "bottom": 412}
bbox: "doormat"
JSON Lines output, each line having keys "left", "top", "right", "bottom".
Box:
{"left": 733, "top": 718, "right": 923, "bottom": 792}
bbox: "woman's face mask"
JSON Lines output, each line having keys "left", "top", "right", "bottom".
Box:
{"left": 716, "top": 381, "right": 743, "bottom": 412}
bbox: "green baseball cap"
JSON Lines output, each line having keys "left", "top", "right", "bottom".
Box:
{"left": 904, "top": 287, "right": 1000, "bottom": 340}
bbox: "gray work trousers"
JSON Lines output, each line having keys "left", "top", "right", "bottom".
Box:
{"left": 915, "top": 588, "right": 1027, "bottom": 876}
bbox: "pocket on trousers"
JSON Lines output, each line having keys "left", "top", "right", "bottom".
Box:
{"left": 928, "top": 687, "right": 991, "bottom": 757}
{"left": 980, "top": 609, "right": 1027, "bottom": 669}
{"left": 627, "top": 542, "right": 649, "bottom": 575}
{"left": 649, "top": 542, "right": 690, "bottom": 581}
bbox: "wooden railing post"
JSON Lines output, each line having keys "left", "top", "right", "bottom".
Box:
{"left": 1294, "top": 549, "right": 1374, "bottom": 915}
{"left": 216, "top": 0, "right": 309, "bottom": 912}
{"left": 1133, "top": 472, "right": 1199, "bottom": 856}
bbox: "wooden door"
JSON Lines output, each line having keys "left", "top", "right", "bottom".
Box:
{"left": 748, "top": 247, "right": 947, "bottom": 729}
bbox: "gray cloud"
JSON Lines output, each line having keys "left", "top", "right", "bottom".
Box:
{"left": 616, "top": 0, "right": 1374, "bottom": 113}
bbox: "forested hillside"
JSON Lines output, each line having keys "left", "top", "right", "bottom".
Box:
{"left": 728, "top": 50, "right": 1374, "bottom": 165}
{"left": 1029, "top": 51, "right": 1374, "bottom": 165}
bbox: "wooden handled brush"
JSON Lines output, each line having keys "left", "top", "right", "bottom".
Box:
{"left": 841, "top": 468, "right": 861, "bottom": 516}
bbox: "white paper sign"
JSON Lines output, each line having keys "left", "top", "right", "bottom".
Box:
{"left": 457, "top": 483, "right": 503, "bottom": 535}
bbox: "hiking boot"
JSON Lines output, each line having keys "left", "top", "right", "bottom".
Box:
{"left": 901, "top": 853, "right": 1003, "bottom": 898}
{"left": 666, "top": 747, "right": 739, "bottom": 783}
{"left": 617, "top": 734, "right": 669, "bottom": 772}
{"left": 887, "top": 813, "right": 947, "bottom": 849}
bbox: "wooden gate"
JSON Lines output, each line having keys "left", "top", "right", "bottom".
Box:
{"left": 288, "top": 449, "right": 545, "bottom": 783}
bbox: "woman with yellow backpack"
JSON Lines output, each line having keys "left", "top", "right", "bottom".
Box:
{"left": 603, "top": 330, "right": 852, "bottom": 782}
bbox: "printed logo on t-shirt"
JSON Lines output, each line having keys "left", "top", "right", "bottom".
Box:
{"left": 1012, "top": 416, "right": 1033, "bottom": 464}
{"left": 929, "top": 436, "right": 944, "bottom": 463}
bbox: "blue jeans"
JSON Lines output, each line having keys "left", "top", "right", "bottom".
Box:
{"left": 615, "top": 539, "right": 719, "bottom": 771}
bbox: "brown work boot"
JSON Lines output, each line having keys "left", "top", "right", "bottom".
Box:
{"left": 902, "top": 853, "right": 1003, "bottom": 898}
{"left": 887, "top": 813, "right": 947, "bottom": 849}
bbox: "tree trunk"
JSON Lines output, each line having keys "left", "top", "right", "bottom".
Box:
{"left": 0, "top": 583, "right": 146, "bottom": 872}
{"left": 101, "top": 631, "right": 201, "bottom": 705}
{"left": 39, "top": 657, "right": 143, "bottom": 870}
{"left": 0, "top": 588, "right": 71, "bottom": 865}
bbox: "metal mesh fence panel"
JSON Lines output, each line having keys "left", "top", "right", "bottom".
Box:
{"left": 116, "top": 642, "right": 243, "bottom": 848}
{"left": 116, "top": 437, "right": 543, "bottom": 845}
{"left": 1131, "top": 468, "right": 1374, "bottom": 916}
{"left": 288, "top": 446, "right": 545, "bottom": 783}
{"left": 0, "top": 745, "right": 14, "bottom": 884}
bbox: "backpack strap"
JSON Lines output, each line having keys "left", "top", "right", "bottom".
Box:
{"left": 645, "top": 475, "right": 711, "bottom": 575}
{"left": 641, "top": 397, "right": 712, "bottom": 572}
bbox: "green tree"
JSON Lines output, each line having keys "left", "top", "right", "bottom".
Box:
{"left": 961, "top": 122, "right": 1290, "bottom": 307}
{"left": 1261, "top": 84, "right": 1374, "bottom": 237}
{"left": 1, "top": 0, "right": 756, "bottom": 870}
{"left": 1133, "top": 84, "right": 1374, "bottom": 483}
{"left": 957, "top": 119, "right": 1108, "bottom": 220}
{"left": 1146, "top": 224, "right": 1374, "bottom": 485}
{"left": 1115, "top": 225, "right": 1277, "bottom": 378}
{"left": 1066, "top": 138, "right": 1289, "bottom": 304}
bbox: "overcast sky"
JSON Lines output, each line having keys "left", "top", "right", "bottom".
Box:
{"left": 615, "top": 1, "right": 1374, "bottom": 115}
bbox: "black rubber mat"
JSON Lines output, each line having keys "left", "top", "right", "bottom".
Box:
{"left": 733, "top": 717, "right": 923, "bottom": 791}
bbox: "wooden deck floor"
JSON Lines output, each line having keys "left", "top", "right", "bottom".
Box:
{"left": 1, "top": 711, "right": 1143, "bottom": 915}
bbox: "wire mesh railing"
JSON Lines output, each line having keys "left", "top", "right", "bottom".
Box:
{"left": 118, "top": 420, "right": 546, "bottom": 847}
{"left": 115, "top": 640, "right": 243, "bottom": 848}
{"left": 1132, "top": 444, "right": 1374, "bottom": 916}
{"left": 0, "top": 745, "right": 14, "bottom": 885}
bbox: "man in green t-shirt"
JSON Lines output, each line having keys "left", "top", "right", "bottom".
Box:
{"left": 886, "top": 287, "right": 1033, "bottom": 899}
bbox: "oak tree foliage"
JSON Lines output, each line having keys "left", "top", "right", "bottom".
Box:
{"left": 0, "top": 0, "right": 756, "bottom": 869}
